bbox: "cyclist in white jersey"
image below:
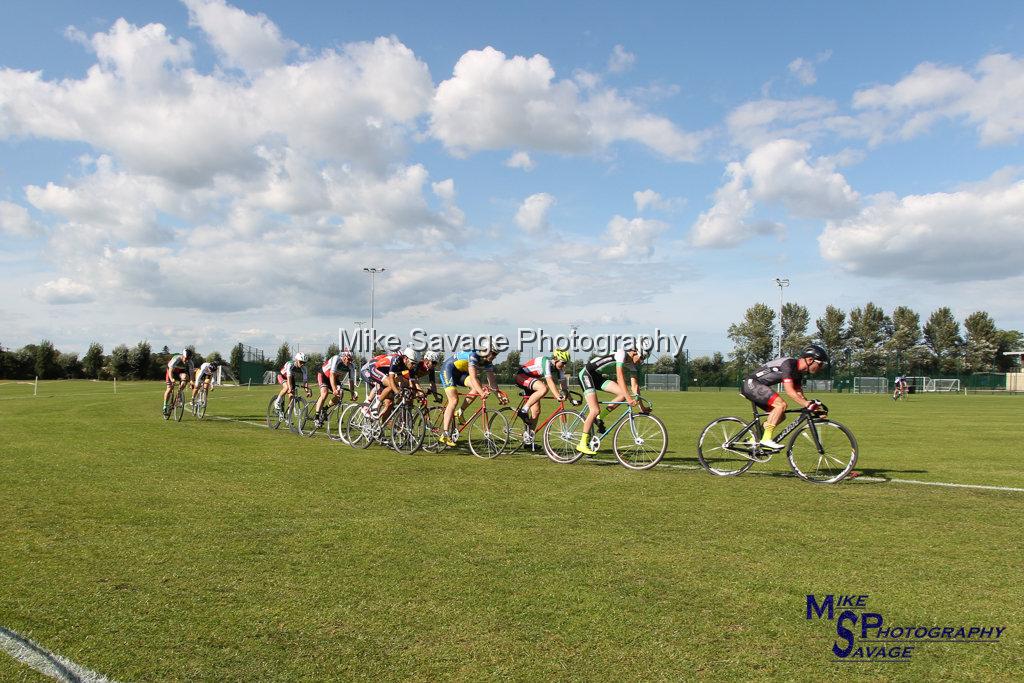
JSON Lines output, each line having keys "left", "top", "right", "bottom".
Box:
{"left": 274, "top": 353, "right": 311, "bottom": 411}
{"left": 163, "top": 348, "right": 195, "bottom": 416}
{"left": 191, "top": 360, "right": 218, "bottom": 404}
{"left": 313, "top": 351, "right": 356, "bottom": 425}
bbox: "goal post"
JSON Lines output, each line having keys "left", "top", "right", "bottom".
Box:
{"left": 853, "top": 376, "right": 888, "bottom": 394}
{"left": 644, "top": 374, "right": 680, "bottom": 391}
{"left": 925, "top": 378, "right": 960, "bottom": 392}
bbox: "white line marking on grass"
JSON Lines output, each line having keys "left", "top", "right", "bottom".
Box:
{"left": 0, "top": 627, "right": 117, "bottom": 682}
{"left": 207, "top": 416, "right": 1024, "bottom": 493}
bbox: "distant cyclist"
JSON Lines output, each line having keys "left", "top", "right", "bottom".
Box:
{"left": 274, "top": 353, "right": 311, "bottom": 412}
{"left": 892, "top": 374, "right": 909, "bottom": 400}
{"left": 577, "top": 340, "right": 648, "bottom": 455}
{"left": 313, "top": 350, "right": 357, "bottom": 427}
{"left": 439, "top": 339, "right": 507, "bottom": 447}
{"left": 163, "top": 348, "right": 195, "bottom": 416}
{"left": 191, "top": 359, "right": 219, "bottom": 404}
{"left": 515, "top": 348, "right": 572, "bottom": 430}
{"left": 741, "top": 345, "right": 828, "bottom": 450}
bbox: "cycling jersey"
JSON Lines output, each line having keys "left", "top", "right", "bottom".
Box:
{"left": 579, "top": 349, "right": 635, "bottom": 395}
{"left": 451, "top": 350, "right": 493, "bottom": 372}
{"left": 746, "top": 357, "right": 802, "bottom": 387}
{"left": 322, "top": 354, "right": 352, "bottom": 377}
{"left": 520, "top": 356, "right": 561, "bottom": 380}
{"left": 409, "top": 361, "right": 436, "bottom": 384}
{"left": 278, "top": 361, "right": 308, "bottom": 384}
{"left": 195, "top": 362, "right": 216, "bottom": 382}
{"left": 165, "top": 354, "right": 194, "bottom": 385}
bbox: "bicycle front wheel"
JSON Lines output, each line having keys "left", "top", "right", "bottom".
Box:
{"left": 196, "top": 392, "right": 208, "bottom": 420}
{"left": 345, "top": 403, "right": 373, "bottom": 449}
{"left": 266, "top": 397, "right": 283, "bottom": 430}
{"left": 468, "top": 410, "right": 509, "bottom": 459}
{"left": 298, "top": 402, "right": 321, "bottom": 437}
{"left": 612, "top": 413, "right": 668, "bottom": 470}
{"left": 696, "top": 417, "right": 755, "bottom": 477}
{"left": 786, "top": 419, "right": 858, "bottom": 483}
{"left": 390, "top": 405, "right": 426, "bottom": 454}
{"left": 289, "top": 398, "right": 308, "bottom": 435}
{"left": 542, "top": 411, "right": 586, "bottom": 464}
{"left": 173, "top": 392, "right": 185, "bottom": 422}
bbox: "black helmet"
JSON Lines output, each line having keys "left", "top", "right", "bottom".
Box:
{"left": 801, "top": 344, "right": 829, "bottom": 364}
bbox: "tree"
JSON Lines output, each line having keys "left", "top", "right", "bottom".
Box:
{"left": 230, "top": 343, "right": 245, "bottom": 378}
{"left": 206, "top": 351, "right": 225, "bottom": 365}
{"left": 109, "top": 344, "right": 131, "bottom": 379}
{"left": 129, "top": 341, "right": 152, "bottom": 380}
{"left": 275, "top": 343, "right": 291, "bottom": 369}
{"left": 727, "top": 303, "right": 775, "bottom": 370}
{"left": 923, "top": 307, "right": 962, "bottom": 373}
{"left": 496, "top": 350, "right": 521, "bottom": 384}
{"left": 962, "top": 311, "right": 999, "bottom": 372}
{"left": 652, "top": 354, "right": 677, "bottom": 374}
{"left": 325, "top": 342, "right": 340, "bottom": 359}
{"left": 814, "top": 306, "right": 847, "bottom": 374}
{"left": 57, "top": 352, "right": 82, "bottom": 378}
{"left": 886, "top": 306, "right": 926, "bottom": 373}
{"left": 781, "top": 303, "right": 812, "bottom": 357}
{"left": 995, "top": 329, "right": 1024, "bottom": 372}
{"left": 82, "top": 342, "right": 105, "bottom": 379}
{"left": 690, "top": 352, "right": 731, "bottom": 387}
{"left": 306, "top": 353, "right": 325, "bottom": 373}
{"left": 35, "top": 340, "right": 59, "bottom": 379}
{"left": 848, "top": 303, "right": 890, "bottom": 374}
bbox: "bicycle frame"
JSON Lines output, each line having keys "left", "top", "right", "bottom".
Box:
{"left": 726, "top": 405, "right": 825, "bottom": 457}
{"left": 511, "top": 389, "right": 582, "bottom": 433}
{"left": 582, "top": 398, "right": 653, "bottom": 443}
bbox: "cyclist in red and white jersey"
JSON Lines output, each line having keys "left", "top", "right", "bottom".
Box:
{"left": 273, "top": 353, "right": 311, "bottom": 411}
{"left": 515, "top": 348, "right": 571, "bottom": 427}
{"left": 313, "top": 350, "right": 356, "bottom": 425}
{"left": 163, "top": 348, "right": 195, "bottom": 416}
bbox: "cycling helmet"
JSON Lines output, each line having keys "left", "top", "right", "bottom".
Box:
{"left": 402, "top": 347, "right": 419, "bottom": 362}
{"left": 294, "top": 352, "right": 306, "bottom": 363}
{"left": 182, "top": 348, "right": 192, "bottom": 358}
{"left": 423, "top": 350, "right": 441, "bottom": 362}
{"left": 553, "top": 348, "right": 570, "bottom": 362}
{"left": 340, "top": 350, "right": 353, "bottom": 362}
{"left": 800, "top": 344, "right": 829, "bottom": 364}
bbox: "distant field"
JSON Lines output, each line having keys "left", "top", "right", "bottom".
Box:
{"left": 1, "top": 380, "right": 1022, "bottom": 680}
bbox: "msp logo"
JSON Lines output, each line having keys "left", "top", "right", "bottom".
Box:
{"left": 806, "top": 594, "right": 1006, "bottom": 663}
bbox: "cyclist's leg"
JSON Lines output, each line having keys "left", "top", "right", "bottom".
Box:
{"left": 162, "top": 370, "right": 174, "bottom": 410}
{"left": 314, "top": 375, "right": 329, "bottom": 413}
{"left": 521, "top": 376, "right": 548, "bottom": 418}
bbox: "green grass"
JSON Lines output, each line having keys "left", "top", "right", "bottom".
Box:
{"left": 1, "top": 380, "right": 1022, "bottom": 680}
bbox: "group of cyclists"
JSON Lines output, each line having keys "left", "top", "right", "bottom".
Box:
{"left": 231, "top": 337, "right": 834, "bottom": 456}
{"left": 162, "top": 348, "right": 221, "bottom": 416}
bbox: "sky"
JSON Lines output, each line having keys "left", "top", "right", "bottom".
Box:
{"left": 1, "top": 0, "right": 1023, "bottom": 358}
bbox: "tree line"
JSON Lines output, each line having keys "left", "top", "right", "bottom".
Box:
{"left": 676, "top": 303, "right": 1022, "bottom": 386}
{"left": 0, "top": 341, "right": 227, "bottom": 381}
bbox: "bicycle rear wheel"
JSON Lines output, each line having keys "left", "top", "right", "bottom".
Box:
{"left": 326, "top": 404, "right": 348, "bottom": 442}
{"left": 696, "top": 417, "right": 755, "bottom": 476}
{"left": 422, "top": 406, "right": 447, "bottom": 453}
{"left": 467, "top": 410, "right": 509, "bottom": 459}
{"left": 266, "top": 396, "right": 284, "bottom": 430}
{"left": 542, "top": 410, "right": 586, "bottom": 464}
{"left": 612, "top": 413, "right": 668, "bottom": 470}
{"left": 495, "top": 407, "right": 529, "bottom": 454}
{"left": 786, "top": 419, "right": 858, "bottom": 483}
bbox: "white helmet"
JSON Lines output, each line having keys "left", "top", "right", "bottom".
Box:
{"left": 294, "top": 352, "right": 306, "bottom": 363}
{"left": 402, "top": 347, "right": 419, "bottom": 362}
{"left": 424, "top": 350, "right": 441, "bottom": 362}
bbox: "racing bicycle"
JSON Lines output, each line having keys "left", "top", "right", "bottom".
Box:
{"left": 542, "top": 397, "right": 668, "bottom": 470}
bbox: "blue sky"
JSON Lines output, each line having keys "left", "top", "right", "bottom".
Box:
{"left": 1, "top": 0, "right": 1023, "bottom": 357}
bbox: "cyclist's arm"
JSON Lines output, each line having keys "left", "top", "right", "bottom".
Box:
{"left": 485, "top": 369, "right": 500, "bottom": 392}
{"left": 782, "top": 379, "right": 813, "bottom": 408}
{"left": 545, "top": 374, "right": 561, "bottom": 397}
{"left": 616, "top": 365, "right": 638, "bottom": 405}
{"left": 467, "top": 365, "right": 487, "bottom": 396}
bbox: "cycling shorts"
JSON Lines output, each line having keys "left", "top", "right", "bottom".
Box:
{"left": 440, "top": 361, "right": 471, "bottom": 390}
{"left": 166, "top": 368, "right": 189, "bottom": 385}
{"left": 740, "top": 379, "right": 782, "bottom": 410}
{"left": 578, "top": 366, "right": 616, "bottom": 396}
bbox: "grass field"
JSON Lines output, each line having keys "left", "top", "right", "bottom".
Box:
{"left": 1, "top": 380, "right": 1022, "bottom": 681}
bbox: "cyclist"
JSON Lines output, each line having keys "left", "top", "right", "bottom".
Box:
{"left": 313, "top": 350, "right": 357, "bottom": 427}
{"left": 163, "top": 348, "right": 195, "bottom": 416}
{"left": 439, "top": 339, "right": 507, "bottom": 447}
{"left": 740, "top": 344, "right": 828, "bottom": 450}
{"left": 408, "top": 350, "right": 442, "bottom": 400}
{"left": 892, "top": 374, "right": 909, "bottom": 400}
{"left": 191, "top": 359, "right": 219, "bottom": 404}
{"left": 515, "top": 348, "right": 571, "bottom": 437}
{"left": 378, "top": 347, "right": 420, "bottom": 420}
{"left": 274, "top": 353, "right": 311, "bottom": 412}
{"left": 577, "top": 340, "right": 648, "bottom": 455}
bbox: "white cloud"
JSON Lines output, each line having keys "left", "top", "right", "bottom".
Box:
{"left": 633, "top": 189, "right": 684, "bottom": 213}
{"left": 504, "top": 151, "right": 535, "bottom": 170}
{"left": 852, "top": 53, "right": 1024, "bottom": 145}
{"left": 0, "top": 201, "right": 44, "bottom": 238}
{"left": 607, "top": 44, "right": 636, "bottom": 74}
{"left": 429, "top": 46, "right": 702, "bottom": 161}
{"left": 183, "top": 0, "right": 295, "bottom": 73}
{"left": 515, "top": 192, "right": 556, "bottom": 233}
{"left": 820, "top": 179, "right": 1024, "bottom": 281}
{"left": 788, "top": 58, "right": 817, "bottom": 86}
{"left": 726, "top": 97, "right": 864, "bottom": 149}
{"left": 33, "top": 278, "right": 95, "bottom": 304}
{"left": 690, "top": 139, "right": 859, "bottom": 247}
{"left": 600, "top": 216, "right": 669, "bottom": 260}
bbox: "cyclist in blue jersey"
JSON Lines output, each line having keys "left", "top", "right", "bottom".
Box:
{"left": 439, "top": 338, "right": 507, "bottom": 446}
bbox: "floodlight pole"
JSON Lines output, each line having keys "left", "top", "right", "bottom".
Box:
{"left": 363, "top": 267, "right": 386, "bottom": 345}
{"left": 775, "top": 277, "right": 790, "bottom": 357}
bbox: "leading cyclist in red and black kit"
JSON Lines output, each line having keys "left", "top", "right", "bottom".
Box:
{"left": 740, "top": 344, "right": 829, "bottom": 450}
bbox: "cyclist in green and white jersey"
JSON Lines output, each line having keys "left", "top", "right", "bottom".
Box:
{"left": 576, "top": 341, "right": 648, "bottom": 454}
